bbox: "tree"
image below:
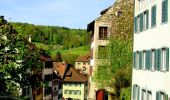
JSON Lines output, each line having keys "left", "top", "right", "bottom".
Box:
{"left": 55, "top": 51, "right": 62, "bottom": 62}
{"left": 0, "top": 16, "right": 43, "bottom": 96}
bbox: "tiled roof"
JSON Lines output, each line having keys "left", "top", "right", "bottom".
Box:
{"left": 76, "top": 53, "right": 91, "bottom": 62}
{"left": 64, "top": 67, "right": 88, "bottom": 83}
{"left": 53, "top": 62, "right": 68, "bottom": 79}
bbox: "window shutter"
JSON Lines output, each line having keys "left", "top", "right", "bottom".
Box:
{"left": 154, "top": 50, "right": 157, "bottom": 70}
{"left": 165, "top": 94, "right": 168, "bottom": 100}
{"left": 152, "top": 5, "right": 156, "bottom": 27}
{"left": 137, "top": 86, "right": 140, "bottom": 100}
{"left": 146, "top": 10, "right": 149, "bottom": 29}
{"left": 133, "top": 85, "right": 136, "bottom": 99}
{"left": 157, "top": 49, "right": 161, "bottom": 71}
{"left": 162, "top": 0, "right": 168, "bottom": 23}
{"left": 145, "top": 50, "right": 151, "bottom": 70}
{"left": 166, "top": 48, "right": 169, "bottom": 71}
{"left": 139, "top": 51, "right": 143, "bottom": 69}
{"left": 140, "top": 13, "right": 143, "bottom": 31}
{"left": 133, "top": 52, "right": 136, "bottom": 69}
{"left": 156, "top": 91, "right": 159, "bottom": 100}
{"left": 148, "top": 50, "right": 151, "bottom": 70}
{"left": 145, "top": 50, "right": 148, "bottom": 70}
{"left": 135, "top": 17, "right": 138, "bottom": 33}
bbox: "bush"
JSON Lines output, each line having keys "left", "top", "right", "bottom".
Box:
{"left": 120, "top": 87, "right": 131, "bottom": 100}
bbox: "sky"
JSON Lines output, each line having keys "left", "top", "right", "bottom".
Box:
{"left": 0, "top": 0, "right": 114, "bottom": 29}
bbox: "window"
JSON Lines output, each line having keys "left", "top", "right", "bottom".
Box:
{"left": 133, "top": 85, "right": 140, "bottom": 100}
{"left": 133, "top": 52, "right": 140, "bottom": 69}
{"left": 134, "top": 17, "right": 138, "bottom": 33}
{"left": 139, "top": 51, "right": 143, "bottom": 69}
{"left": 161, "top": 48, "right": 169, "bottom": 71}
{"left": 77, "top": 62, "right": 81, "bottom": 65}
{"left": 141, "top": 89, "right": 147, "bottom": 100}
{"left": 98, "top": 46, "right": 108, "bottom": 59}
{"left": 162, "top": 0, "right": 168, "bottom": 23}
{"left": 151, "top": 49, "right": 156, "bottom": 70}
{"left": 69, "top": 90, "right": 72, "bottom": 94}
{"left": 156, "top": 91, "right": 168, "bottom": 100}
{"left": 146, "top": 50, "right": 151, "bottom": 70}
{"left": 147, "top": 91, "right": 152, "bottom": 100}
{"left": 151, "top": 5, "right": 156, "bottom": 27}
{"left": 64, "top": 90, "right": 68, "bottom": 94}
{"left": 143, "top": 51, "right": 146, "bottom": 70}
{"left": 83, "top": 62, "right": 86, "bottom": 65}
{"left": 99, "top": 27, "right": 108, "bottom": 40}
{"left": 82, "top": 67, "right": 86, "bottom": 71}
{"left": 143, "top": 10, "right": 149, "bottom": 30}
{"left": 140, "top": 13, "right": 144, "bottom": 31}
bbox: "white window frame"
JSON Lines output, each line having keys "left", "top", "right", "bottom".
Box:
{"left": 151, "top": 49, "right": 155, "bottom": 70}
{"left": 143, "top": 51, "right": 146, "bottom": 70}
{"left": 147, "top": 90, "right": 152, "bottom": 100}
{"left": 141, "top": 89, "right": 147, "bottom": 100}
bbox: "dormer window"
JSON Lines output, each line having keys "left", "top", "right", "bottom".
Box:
{"left": 99, "top": 27, "right": 108, "bottom": 40}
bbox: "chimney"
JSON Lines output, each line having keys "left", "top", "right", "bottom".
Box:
{"left": 0, "top": 16, "right": 4, "bottom": 19}
{"left": 28, "top": 34, "right": 31, "bottom": 42}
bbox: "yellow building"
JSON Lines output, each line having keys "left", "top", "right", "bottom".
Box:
{"left": 62, "top": 67, "right": 88, "bottom": 100}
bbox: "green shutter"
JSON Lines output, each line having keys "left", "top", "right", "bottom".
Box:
{"left": 156, "top": 91, "right": 159, "bottom": 100}
{"left": 133, "top": 52, "right": 136, "bottom": 69}
{"left": 148, "top": 50, "right": 151, "bottom": 70}
{"left": 135, "top": 17, "right": 138, "bottom": 33}
{"left": 139, "top": 51, "right": 143, "bottom": 69}
{"left": 133, "top": 85, "right": 136, "bottom": 99}
{"left": 157, "top": 49, "right": 161, "bottom": 71}
{"left": 152, "top": 5, "right": 156, "bottom": 27}
{"left": 165, "top": 94, "right": 168, "bottom": 100}
{"left": 155, "top": 50, "right": 158, "bottom": 70}
{"left": 146, "top": 10, "right": 149, "bottom": 29}
{"left": 137, "top": 86, "right": 140, "bottom": 100}
{"left": 166, "top": 48, "right": 169, "bottom": 71}
{"left": 140, "top": 13, "right": 143, "bottom": 31}
{"left": 145, "top": 50, "right": 149, "bottom": 70}
{"left": 162, "top": 0, "right": 168, "bottom": 23}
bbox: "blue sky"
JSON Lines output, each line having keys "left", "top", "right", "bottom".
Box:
{"left": 0, "top": 0, "right": 114, "bottom": 29}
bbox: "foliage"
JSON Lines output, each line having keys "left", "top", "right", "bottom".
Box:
{"left": 11, "top": 22, "right": 91, "bottom": 50}
{"left": 55, "top": 51, "right": 62, "bottom": 62}
{"left": 0, "top": 17, "right": 43, "bottom": 96}
{"left": 120, "top": 87, "right": 131, "bottom": 100}
{"left": 93, "top": 0, "right": 133, "bottom": 98}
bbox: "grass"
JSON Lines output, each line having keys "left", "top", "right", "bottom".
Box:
{"left": 33, "top": 42, "right": 90, "bottom": 65}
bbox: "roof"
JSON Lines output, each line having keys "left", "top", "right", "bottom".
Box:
{"left": 64, "top": 67, "right": 88, "bottom": 83}
{"left": 87, "top": 20, "right": 95, "bottom": 32}
{"left": 76, "top": 53, "right": 91, "bottom": 62}
{"left": 100, "top": 6, "right": 112, "bottom": 15}
{"left": 53, "top": 62, "right": 68, "bottom": 79}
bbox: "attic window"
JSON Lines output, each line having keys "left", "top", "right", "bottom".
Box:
{"left": 116, "top": 11, "right": 122, "bottom": 17}
{"left": 66, "top": 71, "right": 72, "bottom": 76}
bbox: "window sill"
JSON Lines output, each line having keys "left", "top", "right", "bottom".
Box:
{"left": 160, "top": 70, "right": 168, "bottom": 73}
{"left": 161, "top": 21, "right": 168, "bottom": 25}
{"left": 151, "top": 25, "right": 156, "bottom": 29}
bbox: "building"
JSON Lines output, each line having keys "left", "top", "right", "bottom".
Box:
{"left": 87, "top": 3, "right": 115, "bottom": 100}
{"left": 53, "top": 62, "right": 69, "bottom": 100}
{"left": 132, "top": 0, "right": 170, "bottom": 100}
{"left": 60, "top": 63, "right": 88, "bottom": 100}
{"left": 75, "top": 53, "right": 91, "bottom": 75}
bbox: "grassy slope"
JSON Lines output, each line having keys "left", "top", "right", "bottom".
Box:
{"left": 33, "top": 42, "right": 90, "bottom": 65}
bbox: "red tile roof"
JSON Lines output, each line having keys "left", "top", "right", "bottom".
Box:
{"left": 64, "top": 67, "right": 88, "bottom": 83}
{"left": 76, "top": 53, "right": 91, "bottom": 62}
{"left": 53, "top": 62, "right": 68, "bottom": 79}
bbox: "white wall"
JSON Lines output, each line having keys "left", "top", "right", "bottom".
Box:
{"left": 132, "top": 0, "right": 170, "bottom": 99}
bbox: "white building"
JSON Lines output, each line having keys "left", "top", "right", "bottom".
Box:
{"left": 132, "top": 0, "right": 170, "bottom": 100}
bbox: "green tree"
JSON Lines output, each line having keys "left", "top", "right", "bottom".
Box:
{"left": 0, "top": 17, "right": 43, "bottom": 96}
{"left": 55, "top": 51, "right": 62, "bottom": 62}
